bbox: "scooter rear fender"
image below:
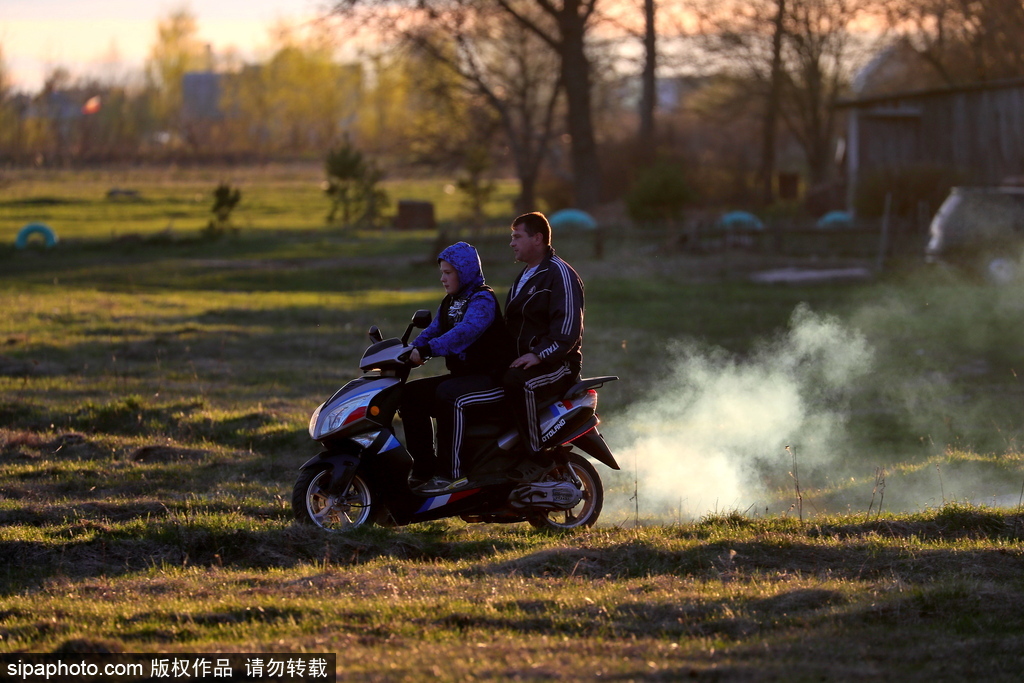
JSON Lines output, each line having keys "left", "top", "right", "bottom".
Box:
{"left": 572, "top": 427, "right": 620, "bottom": 470}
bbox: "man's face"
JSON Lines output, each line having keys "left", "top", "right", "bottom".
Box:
{"left": 510, "top": 224, "right": 544, "bottom": 265}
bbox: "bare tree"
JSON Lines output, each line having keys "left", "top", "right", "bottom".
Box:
{"left": 608, "top": 0, "right": 659, "bottom": 154}
{"left": 0, "top": 43, "right": 25, "bottom": 163}
{"left": 693, "top": 0, "right": 870, "bottom": 188}
{"left": 780, "top": 0, "right": 859, "bottom": 185}
{"left": 761, "top": 0, "right": 785, "bottom": 204}
{"left": 884, "top": 0, "right": 1024, "bottom": 85}
{"left": 333, "top": 0, "right": 604, "bottom": 210}
{"left": 145, "top": 7, "right": 210, "bottom": 130}
{"left": 493, "top": 0, "right": 603, "bottom": 209}
{"left": 409, "top": 8, "right": 563, "bottom": 211}
{"left": 640, "top": 0, "right": 657, "bottom": 152}
{"left": 330, "top": 2, "right": 564, "bottom": 211}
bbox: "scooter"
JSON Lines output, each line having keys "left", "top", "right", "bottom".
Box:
{"left": 292, "top": 310, "right": 619, "bottom": 531}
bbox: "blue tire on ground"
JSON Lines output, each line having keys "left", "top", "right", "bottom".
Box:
{"left": 816, "top": 211, "right": 853, "bottom": 229}
{"left": 549, "top": 208, "right": 597, "bottom": 231}
{"left": 717, "top": 211, "right": 764, "bottom": 231}
{"left": 15, "top": 223, "right": 59, "bottom": 249}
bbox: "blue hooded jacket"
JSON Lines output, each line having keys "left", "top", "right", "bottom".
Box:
{"left": 412, "top": 242, "right": 512, "bottom": 375}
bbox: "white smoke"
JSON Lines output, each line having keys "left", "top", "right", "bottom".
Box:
{"left": 605, "top": 304, "right": 873, "bottom": 521}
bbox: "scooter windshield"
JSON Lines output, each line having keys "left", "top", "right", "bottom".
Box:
{"left": 359, "top": 338, "right": 406, "bottom": 372}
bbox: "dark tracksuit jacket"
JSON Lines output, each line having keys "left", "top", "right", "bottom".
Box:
{"left": 503, "top": 250, "right": 585, "bottom": 453}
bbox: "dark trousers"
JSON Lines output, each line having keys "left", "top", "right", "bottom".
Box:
{"left": 400, "top": 373, "right": 505, "bottom": 479}
{"left": 502, "top": 363, "right": 575, "bottom": 455}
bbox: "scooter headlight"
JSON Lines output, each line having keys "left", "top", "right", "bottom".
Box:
{"left": 315, "top": 393, "right": 374, "bottom": 439}
{"left": 308, "top": 402, "right": 325, "bottom": 439}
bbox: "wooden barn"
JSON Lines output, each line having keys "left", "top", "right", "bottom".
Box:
{"left": 839, "top": 77, "right": 1024, "bottom": 210}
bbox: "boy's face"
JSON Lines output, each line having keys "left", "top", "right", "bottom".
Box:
{"left": 439, "top": 260, "right": 460, "bottom": 295}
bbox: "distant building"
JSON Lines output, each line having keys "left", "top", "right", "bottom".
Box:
{"left": 182, "top": 71, "right": 223, "bottom": 122}
{"left": 838, "top": 77, "right": 1024, "bottom": 209}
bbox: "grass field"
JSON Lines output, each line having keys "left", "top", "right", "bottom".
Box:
{"left": 0, "top": 164, "right": 520, "bottom": 239}
{"left": 3, "top": 167, "right": 1024, "bottom": 680}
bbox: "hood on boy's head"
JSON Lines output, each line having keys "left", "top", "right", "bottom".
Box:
{"left": 438, "top": 241, "right": 485, "bottom": 294}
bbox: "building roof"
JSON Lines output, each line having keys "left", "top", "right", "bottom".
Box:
{"left": 836, "top": 76, "right": 1024, "bottom": 109}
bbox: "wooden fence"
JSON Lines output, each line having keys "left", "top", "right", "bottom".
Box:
{"left": 435, "top": 215, "right": 932, "bottom": 267}
{"left": 601, "top": 216, "right": 930, "bottom": 261}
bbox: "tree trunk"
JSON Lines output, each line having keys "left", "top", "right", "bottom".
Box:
{"left": 760, "top": 0, "right": 785, "bottom": 207}
{"left": 481, "top": 0, "right": 603, "bottom": 210}
{"left": 559, "top": 11, "right": 601, "bottom": 211}
{"left": 517, "top": 170, "right": 539, "bottom": 214}
{"left": 639, "top": 0, "right": 657, "bottom": 156}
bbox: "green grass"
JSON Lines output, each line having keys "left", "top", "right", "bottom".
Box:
{"left": 1, "top": 165, "right": 520, "bottom": 241}
{"left": 3, "top": 168, "right": 1024, "bottom": 678}
{"left": 2, "top": 509, "right": 1024, "bottom": 679}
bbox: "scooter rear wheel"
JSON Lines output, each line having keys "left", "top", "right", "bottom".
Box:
{"left": 292, "top": 465, "right": 374, "bottom": 531}
{"left": 528, "top": 452, "right": 603, "bottom": 530}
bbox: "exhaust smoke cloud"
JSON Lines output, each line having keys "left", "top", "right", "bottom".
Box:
{"left": 605, "top": 304, "right": 874, "bottom": 522}
{"left": 601, "top": 276, "right": 1024, "bottom": 522}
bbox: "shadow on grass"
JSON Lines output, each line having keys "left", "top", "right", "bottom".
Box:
{"left": 0, "top": 234, "right": 435, "bottom": 293}
{"left": 4, "top": 509, "right": 1024, "bottom": 593}
{"left": 0, "top": 522, "right": 533, "bottom": 592}
{"left": 470, "top": 532, "right": 1024, "bottom": 584}
{"left": 0, "top": 400, "right": 308, "bottom": 452}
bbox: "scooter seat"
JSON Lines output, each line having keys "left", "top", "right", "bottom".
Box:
{"left": 463, "top": 422, "right": 507, "bottom": 439}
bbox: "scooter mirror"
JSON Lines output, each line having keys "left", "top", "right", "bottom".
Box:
{"left": 411, "top": 309, "right": 432, "bottom": 328}
{"left": 402, "top": 310, "right": 432, "bottom": 346}
{"left": 368, "top": 325, "right": 383, "bottom": 343}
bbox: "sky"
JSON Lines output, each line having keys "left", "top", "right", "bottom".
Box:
{"left": 1, "top": 0, "right": 328, "bottom": 93}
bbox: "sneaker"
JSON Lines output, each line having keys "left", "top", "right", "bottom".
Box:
{"left": 416, "top": 476, "right": 468, "bottom": 494}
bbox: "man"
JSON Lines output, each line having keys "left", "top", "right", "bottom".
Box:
{"left": 503, "top": 211, "right": 585, "bottom": 455}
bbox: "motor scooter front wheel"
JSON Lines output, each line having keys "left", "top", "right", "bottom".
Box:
{"left": 528, "top": 452, "right": 603, "bottom": 531}
{"left": 292, "top": 465, "right": 374, "bottom": 531}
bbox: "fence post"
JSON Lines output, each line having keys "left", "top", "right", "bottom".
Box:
{"left": 876, "top": 193, "right": 892, "bottom": 272}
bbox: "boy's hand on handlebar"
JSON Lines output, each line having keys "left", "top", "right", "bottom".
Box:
{"left": 510, "top": 353, "right": 541, "bottom": 369}
{"left": 409, "top": 348, "right": 427, "bottom": 365}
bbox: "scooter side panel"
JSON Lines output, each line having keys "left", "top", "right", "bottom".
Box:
{"left": 537, "top": 393, "right": 597, "bottom": 445}
{"left": 357, "top": 435, "right": 519, "bottom": 524}
{"left": 362, "top": 433, "right": 413, "bottom": 485}
{"left": 406, "top": 484, "right": 516, "bottom": 523}
{"left": 356, "top": 432, "right": 419, "bottom": 525}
